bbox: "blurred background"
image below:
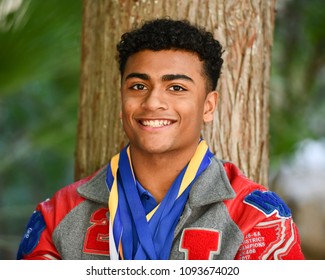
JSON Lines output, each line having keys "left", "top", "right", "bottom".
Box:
{"left": 0, "top": 0, "right": 324, "bottom": 259}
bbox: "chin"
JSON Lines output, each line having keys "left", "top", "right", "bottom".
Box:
{"left": 136, "top": 142, "right": 175, "bottom": 155}
{"left": 142, "top": 146, "right": 171, "bottom": 155}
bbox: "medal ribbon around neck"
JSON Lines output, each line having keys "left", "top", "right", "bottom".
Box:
{"left": 106, "top": 140, "right": 213, "bottom": 259}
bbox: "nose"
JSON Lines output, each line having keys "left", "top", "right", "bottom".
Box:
{"left": 141, "top": 88, "right": 168, "bottom": 111}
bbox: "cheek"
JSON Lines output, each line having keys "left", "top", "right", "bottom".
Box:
{"left": 121, "top": 100, "right": 135, "bottom": 118}
{"left": 183, "top": 99, "right": 205, "bottom": 118}
{"left": 178, "top": 102, "right": 204, "bottom": 131}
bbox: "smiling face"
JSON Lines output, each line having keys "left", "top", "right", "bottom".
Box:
{"left": 120, "top": 49, "right": 218, "bottom": 158}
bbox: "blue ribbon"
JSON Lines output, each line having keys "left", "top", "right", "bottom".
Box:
{"left": 106, "top": 141, "right": 213, "bottom": 259}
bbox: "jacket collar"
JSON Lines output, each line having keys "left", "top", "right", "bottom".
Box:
{"left": 77, "top": 166, "right": 109, "bottom": 205}
{"left": 188, "top": 157, "right": 235, "bottom": 208}
{"left": 76, "top": 156, "right": 235, "bottom": 207}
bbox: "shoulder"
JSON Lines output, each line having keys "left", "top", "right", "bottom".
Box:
{"left": 222, "top": 162, "right": 292, "bottom": 232}
{"left": 220, "top": 162, "right": 304, "bottom": 259}
{"left": 17, "top": 167, "right": 108, "bottom": 260}
{"left": 38, "top": 171, "right": 97, "bottom": 211}
{"left": 222, "top": 161, "right": 267, "bottom": 198}
{"left": 37, "top": 167, "right": 107, "bottom": 231}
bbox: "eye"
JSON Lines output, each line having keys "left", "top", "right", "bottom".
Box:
{"left": 169, "top": 85, "right": 186, "bottom": 91}
{"left": 130, "top": 84, "right": 147, "bottom": 90}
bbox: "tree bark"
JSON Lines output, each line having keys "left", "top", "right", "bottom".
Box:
{"left": 75, "top": 0, "right": 276, "bottom": 186}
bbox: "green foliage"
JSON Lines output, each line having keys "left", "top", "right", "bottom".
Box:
{"left": 269, "top": 0, "right": 325, "bottom": 170}
{"left": 0, "top": 0, "right": 82, "bottom": 259}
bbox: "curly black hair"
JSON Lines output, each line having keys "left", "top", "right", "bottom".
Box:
{"left": 117, "top": 18, "right": 224, "bottom": 91}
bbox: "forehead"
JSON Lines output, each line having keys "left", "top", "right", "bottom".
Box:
{"left": 122, "top": 49, "right": 205, "bottom": 81}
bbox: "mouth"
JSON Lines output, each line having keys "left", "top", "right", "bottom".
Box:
{"left": 138, "top": 119, "right": 174, "bottom": 128}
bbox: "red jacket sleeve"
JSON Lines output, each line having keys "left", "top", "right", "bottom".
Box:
{"left": 17, "top": 178, "right": 89, "bottom": 260}
{"left": 223, "top": 162, "right": 305, "bottom": 260}
{"left": 235, "top": 217, "right": 305, "bottom": 260}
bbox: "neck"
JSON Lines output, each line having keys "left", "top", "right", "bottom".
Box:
{"left": 129, "top": 146, "right": 198, "bottom": 203}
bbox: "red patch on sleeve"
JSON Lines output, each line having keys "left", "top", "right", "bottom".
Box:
{"left": 235, "top": 219, "right": 305, "bottom": 260}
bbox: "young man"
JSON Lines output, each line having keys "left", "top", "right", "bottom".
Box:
{"left": 17, "top": 19, "right": 304, "bottom": 260}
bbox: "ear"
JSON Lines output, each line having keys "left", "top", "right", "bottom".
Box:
{"left": 203, "top": 91, "right": 218, "bottom": 123}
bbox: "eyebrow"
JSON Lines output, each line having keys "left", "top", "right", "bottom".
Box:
{"left": 161, "top": 74, "right": 194, "bottom": 83}
{"left": 125, "top": 72, "right": 150, "bottom": 81}
{"left": 124, "top": 72, "right": 194, "bottom": 83}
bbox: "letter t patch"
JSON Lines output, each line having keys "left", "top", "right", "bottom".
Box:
{"left": 179, "top": 228, "right": 222, "bottom": 260}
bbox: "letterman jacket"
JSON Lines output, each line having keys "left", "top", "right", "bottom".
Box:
{"left": 17, "top": 157, "right": 305, "bottom": 260}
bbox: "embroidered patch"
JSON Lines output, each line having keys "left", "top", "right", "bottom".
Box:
{"left": 17, "top": 211, "right": 46, "bottom": 259}
{"left": 179, "top": 228, "right": 222, "bottom": 260}
{"left": 244, "top": 190, "right": 291, "bottom": 218}
{"left": 236, "top": 219, "right": 284, "bottom": 259}
{"left": 236, "top": 219, "right": 297, "bottom": 260}
{"left": 83, "top": 208, "right": 109, "bottom": 255}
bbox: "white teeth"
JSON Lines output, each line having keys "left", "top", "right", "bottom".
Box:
{"left": 141, "top": 120, "right": 171, "bottom": 127}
